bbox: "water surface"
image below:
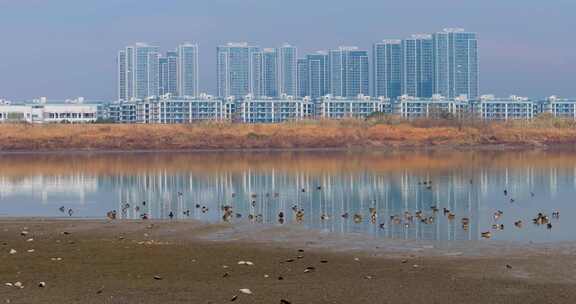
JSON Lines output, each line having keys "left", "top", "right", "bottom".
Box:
{"left": 0, "top": 150, "right": 574, "bottom": 243}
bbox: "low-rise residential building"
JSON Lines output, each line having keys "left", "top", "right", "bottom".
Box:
{"left": 149, "top": 94, "right": 226, "bottom": 123}
{"left": 396, "top": 95, "right": 469, "bottom": 119}
{"left": 543, "top": 96, "right": 576, "bottom": 119}
{"left": 317, "top": 94, "right": 387, "bottom": 119}
{"left": 0, "top": 98, "right": 98, "bottom": 123}
{"left": 238, "top": 94, "right": 313, "bottom": 123}
{"left": 108, "top": 94, "right": 227, "bottom": 124}
{"left": 472, "top": 95, "right": 538, "bottom": 120}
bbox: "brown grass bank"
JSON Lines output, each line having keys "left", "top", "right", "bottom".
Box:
{"left": 1, "top": 116, "right": 576, "bottom": 151}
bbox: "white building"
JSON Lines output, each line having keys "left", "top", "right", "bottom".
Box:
{"left": 472, "top": 95, "right": 537, "bottom": 120}
{"left": 238, "top": 94, "right": 313, "bottom": 123}
{"left": 0, "top": 98, "right": 98, "bottom": 123}
{"left": 543, "top": 96, "right": 576, "bottom": 119}
{"left": 396, "top": 94, "right": 469, "bottom": 119}
{"left": 317, "top": 94, "right": 387, "bottom": 119}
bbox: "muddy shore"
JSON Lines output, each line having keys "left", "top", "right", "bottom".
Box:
{"left": 1, "top": 219, "right": 575, "bottom": 303}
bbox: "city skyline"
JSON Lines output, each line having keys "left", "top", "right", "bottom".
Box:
{"left": 116, "top": 28, "right": 477, "bottom": 101}
{"left": 1, "top": 0, "right": 575, "bottom": 100}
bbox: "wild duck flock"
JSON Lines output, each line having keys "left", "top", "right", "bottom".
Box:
{"left": 56, "top": 180, "right": 561, "bottom": 241}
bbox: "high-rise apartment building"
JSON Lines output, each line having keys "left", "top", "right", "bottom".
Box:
{"left": 402, "top": 34, "right": 433, "bottom": 98}
{"left": 297, "top": 58, "right": 308, "bottom": 98}
{"left": 372, "top": 40, "right": 402, "bottom": 99}
{"left": 278, "top": 44, "right": 297, "bottom": 96}
{"left": 117, "top": 43, "right": 160, "bottom": 100}
{"left": 177, "top": 43, "right": 199, "bottom": 97}
{"left": 328, "top": 47, "right": 369, "bottom": 98}
{"left": 261, "top": 48, "right": 279, "bottom": 97}
{"left": 159, "top": 51, "right": 178, "bottom": 96}
{"left": 297, "top": 52, "right": 329, "bottom": 98}
{"left": 433, "top": 28, "right": 479, "bottom": 99}
{"left": 216, "top": 42, "right": 261, "bottom": 98}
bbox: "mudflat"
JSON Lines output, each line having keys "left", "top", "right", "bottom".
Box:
{"left": 1, "top": 219, "right": 575, "bottom": 304}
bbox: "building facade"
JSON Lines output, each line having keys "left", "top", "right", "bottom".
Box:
{"left": 177, "top": 43, "right": 200, "bottom": 97}
{"left": 0, "top": 99, "right": 98, "bottom": 124}
{"left": 402, "top": 35, "right": 434, "bottom": 98}
{"left": 117, "top": 43, "right": 161, "bottom": 100}
{"left": 261, "top": 48, "right": 279, "bottom": 98}
{"left": 238, "top": 95, "right": 313, "bottom": 123}
{"left": 396, "top": 95, "right": 469, "bottom": 119}
{"left": 329, "top": 47, "right": 369, "bottom": 98}
{"left": 373, "top": 40, "right": 402, "bottom": 99}
{"left": 216, "top": 42, "right": 261, "bottom": 99}
{"left": 433, "top": 28, "right": 479, "bottom": 100}
{"left": 159, "top": 51, "right": 178, "bottom": 96}
{"left": 298, "top": 52, "right": 330, "bottom": 99}
{"left": 472, "top": 95, "right": 536, "bottom": 120}
{"left": 277, "top": 44, "right": 298, "bottom": 97}
{"left": 317, "top": 95, "right": 387, "bottom": 119}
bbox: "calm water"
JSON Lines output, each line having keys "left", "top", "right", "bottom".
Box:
{"left": 0, "top": 150, "right": 575, "bottom": 243}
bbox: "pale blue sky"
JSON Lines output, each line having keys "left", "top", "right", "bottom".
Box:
{"left": 0, "top": 0, "right": 575, "bottom": 100}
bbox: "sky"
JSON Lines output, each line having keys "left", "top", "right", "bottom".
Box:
{"left": 0, "top": 0, "right": 575, "bottom": 100}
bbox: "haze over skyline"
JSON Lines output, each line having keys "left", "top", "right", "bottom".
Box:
{"left": 1, "top": 0, "right": 575, "bottom": 100}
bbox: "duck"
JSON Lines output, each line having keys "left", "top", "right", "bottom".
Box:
{"left": 461, "top": 217, "right": 470, "bottom": 225}
{"left": 68, "top": 209, "right": 74, "bottom": 217}
{"left": 547, "top": 223, "right": 553, "bottom": 229}
{"left": 447, "top": 213, "right": 456, "bottom": 220}
{"left": 341, "top": 212, "right": 349, "bottom": 219}
{"left": 481, "top": 231, "right": 492, "bottom": 239}
{"left": 320, "top": 214, "right": 330, "bottom": 221}
{"left": 404, "top": 212, "right": 414, "bottom": 222}
{"left": 430, "top": 206, "right": 439, "bottom": 213}
{"left": 317, "top": 186, "right": 322, "bottom": 190}
{"left": 353, "top": 214, "right": 363, "bottom": 224}
{"left": 415, "top": 211, "right": 424, "bottom": 219}
{"left": 514, "top": 220, "right": 523, "bottom": 228}
{"left": 493, "top": 210, "right": 503, "bottom": 221}
{"left": 59, "top": 206, "right": 65, "bottom": 213}
{"left": 503, "top": 189, "right": 508, "bottom": 196}
{"left": 552, "top": 211, "right": 560, "bottom": 219}
{"left": 106, "top": 210, "right": 117, "bottom": 220}
{"left": 169, "top": 211, "right": 174, "bottom": 220}
{"left": 533, "top": 213, "right": 550, "bottom": 225}
{"left": 491, "top": 224, "right": 504, "bottom": 230}
{"left": 296, "top": 209, "right": 305, "bottom": 222}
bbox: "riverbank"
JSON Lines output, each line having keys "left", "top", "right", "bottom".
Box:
{"left": 1, "top": 219, "right": 575, "bottom": 303}
{"left": 1, "top": 118, "right": 576, "bottom": 151}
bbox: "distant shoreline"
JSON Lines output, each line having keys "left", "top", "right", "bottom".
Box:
{"left": 1, "top": 119, "right": 575, "bottom": 152}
